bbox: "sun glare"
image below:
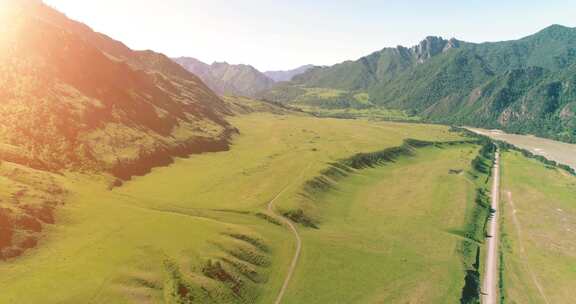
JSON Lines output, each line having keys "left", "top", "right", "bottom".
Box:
{"left": 0, "top": 0, "right": 18, "bottom": 21}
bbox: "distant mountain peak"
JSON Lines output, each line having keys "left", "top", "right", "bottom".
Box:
{"left": 533, "top": 24, "right": 576, "bottom": 38}
{"left": 543, "top": 24, "right": 572, "bottom": 31}
{"left": 411, "top": 36, "right": 461, "bottom": 63}
{"left": 174, "top": 57, "right": 275, "bottom": 97}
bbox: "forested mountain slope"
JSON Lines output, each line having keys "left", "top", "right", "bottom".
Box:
{"left": 261, "top": 25, "right": 576, "bottom": 142}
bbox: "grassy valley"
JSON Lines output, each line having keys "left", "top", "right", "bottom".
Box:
{"left": 2, "top": 2, "right": 576, "bottom": 304}
{"left": 499, "top": 151, "right": 576, "bottom": 303}
{"left": 0, "top": 110, "right": 467, "bottom": 303}
{"left": 280, "top": 142, "right": 492, "bottom": 303}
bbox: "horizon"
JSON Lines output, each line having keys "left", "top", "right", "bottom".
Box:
{"left": 43, "top": 0, "right": 576, "bottom": 71}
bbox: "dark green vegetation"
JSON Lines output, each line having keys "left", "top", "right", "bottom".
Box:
{"left": 260, "top": 26, "right": 576, "bottom": 143}
{"left": 459, "top": 140, "right": 496, "bottom": 304}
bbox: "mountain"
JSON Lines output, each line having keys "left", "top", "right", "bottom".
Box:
{"left": 173, "top": 57, "right": 275, "bottom": 97}
{"left": 0, "top": 0, "right": 239, "bottom": 259}
{"left": 0, "top": 2, "right": 236, "bottom": 180}
{"left": 261, "top": 26, "right": 576, "bottom": 143}
{"left": 264, "top": 65, "right": 315, "bottom": 82}
{"left": 286, "top": 36, "right": 462, "bottom": 92}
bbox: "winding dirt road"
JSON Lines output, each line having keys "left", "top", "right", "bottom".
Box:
{"left": 267, "top": 166, "right": 310, "bottom": 304}
{"left": 482, "top": 150, "right": 500, "bottom": 304}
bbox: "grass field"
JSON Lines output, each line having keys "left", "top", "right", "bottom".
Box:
{"left": 299, "top": 105, "right": 419, "bottom": 122}
{"left": 0, "top": 113, "right": 463, "bottom": 303}
{"left": 500, "top": 151, "right": 576, "bottom": 304}
{"left": 279, "top": 144, "right": 485, "bottom": 303}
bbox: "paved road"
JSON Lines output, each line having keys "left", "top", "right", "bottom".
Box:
{"left": 482, "top": 150, "right": 500, "bottom": 304}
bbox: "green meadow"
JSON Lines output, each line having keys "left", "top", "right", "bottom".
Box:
{"left": 500, "top": 151, "right": 576, "bottom": 304}
{"left": 0, "top": 112, "right": 464, "bottom": 303}
{"left": 281, "top": 144, "right": 486, "bottom": 303}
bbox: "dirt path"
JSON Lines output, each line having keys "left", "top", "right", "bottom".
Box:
{"left": 482, "top": 150, "right": 500, "bottom": 304}
{"left": 505, "top": 191, "right": 551, "bottom": 304}
{"left": 268, "top": 165, "right": 310, "bottom": 304}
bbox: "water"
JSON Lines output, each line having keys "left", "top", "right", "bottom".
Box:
{"left": 467, "top": 128, "right": 576, "bottom": 171}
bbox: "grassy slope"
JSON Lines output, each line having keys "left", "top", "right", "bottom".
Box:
{"left": 281, "top": 144, "right": 481, "bottom": 303}
{"left": 500, "top": 151, "right": 576, "bottom": 303}
{"left": 0, "top": 9, "right": 233, "bottom": 179}
{"left": 0, "top": 113, "right": 461, "bottom": 303}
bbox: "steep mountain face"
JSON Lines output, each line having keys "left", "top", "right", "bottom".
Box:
{"left": 173, "top": 57, "right": 275, "bottom": 97}
{"left": 0, "top": 2, "right": 235, "bottom": 179}
{"left": 264, "top": 65, "right": 315, "bottom": 82}
{"left": 411, "top": 37, "right": 462, "bottom": 63}
{"left": 289, "top": 36, "right": 463, "bottom": 92}
{"left": 263, "top": 25, "right": 576, "bottom": 142}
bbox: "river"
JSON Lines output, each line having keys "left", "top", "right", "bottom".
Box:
{"left": 467, "top": 128, "right": 576, "bottom": 171}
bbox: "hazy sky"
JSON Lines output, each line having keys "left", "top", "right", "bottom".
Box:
{"left": 44, "top": 0, "right": 576, "bottom": 71}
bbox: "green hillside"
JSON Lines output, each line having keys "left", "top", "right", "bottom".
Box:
{"left": 1, "top": 2, "right": 235, "bottom": 179}
{"left": 260, "top": 25, "right": 576, "bottom": 143}
{"left": 0, "top": 1, "right": 235, "bottom": 261}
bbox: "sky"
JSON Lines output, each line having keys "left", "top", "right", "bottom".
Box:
{"left": 43, "top": 0, "right": 576, "bottom": 71}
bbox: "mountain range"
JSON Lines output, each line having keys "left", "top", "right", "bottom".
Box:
{"left": 260, "top": 26, "right": 576, "bottom": 143}
{"left": 264, "top": 65, "right": 315, "bottom": 82}
{"left": 4, "top": 1, "right": 576, "bottom": 157}
{"left": 173, "top": 57, "right": 313, "bottom": 97}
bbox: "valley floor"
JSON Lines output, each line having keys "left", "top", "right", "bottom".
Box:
{"left": 0, "top": 113, "right": 461, "bottom": 303}
{"left": 3, "top": 111, "right": 575, "bottom": 303}
{"left": 499, "top": 151, "right": 576, "bottom": 303}
{"left": 283, "top": 144, "right": 482, "bottom": 303}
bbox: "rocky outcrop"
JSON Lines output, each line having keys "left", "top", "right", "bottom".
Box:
{"left": 411, "top": 37, "right": 461, "bottom": 63}
{"left": 560, "top": 102, "right": 576, "bottom": 120}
